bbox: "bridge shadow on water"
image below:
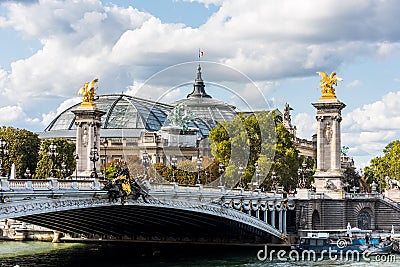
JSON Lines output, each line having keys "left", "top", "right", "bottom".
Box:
{"left": 1, "top": 241, "right": 263, "bottom": 267}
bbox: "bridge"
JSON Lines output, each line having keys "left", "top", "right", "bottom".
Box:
{"left": 0, "top": 177, "right": 295, "bottom": 244}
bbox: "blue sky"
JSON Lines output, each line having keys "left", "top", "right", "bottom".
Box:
{"left": 0, "top": 0, "right": 400, "bottom": 169}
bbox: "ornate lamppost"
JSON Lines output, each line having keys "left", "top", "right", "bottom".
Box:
{"left": 196, "top": 156, "right": 202, "bottom": 184}
{"left": 297, "top": 161, "right": 310, "bottom": 189}
{"left": 218, "top": 162, "right": 225, "bottom": 187}
{"left": 171, "top": 156, "right": 177, "bottom": 183}
{"left": 142, "top": 151, "right": 150, "bottom": 181}
{"left": 255, "top": 162, "right": 261, "bottom": 189}
{"left": 237, "top": 165, "right": 244, "bottom": 188}
{"left": 271, "top": 171, "right": 277, "bottom": 191}
{"left": 74, "top": 154, "right": 79, "bottom": 179}
{"left": 61, "top": 162, "right": 69, "bottom": 179}
{"left": 0, "top": 137, "right": 8, "bottom": 177}
{"left": 89, "top": 145, "right": 99, "bottom": 178}
{"left": 102, "top": 138, "right": 108, "bottom": 179}
{"left": 47, "top": 142, "right": 58, "bottom": 178}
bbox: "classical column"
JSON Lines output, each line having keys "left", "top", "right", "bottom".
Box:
{"left": 312, "top": 72, "right": 346, "bottom": 197}
{"left": 72, "top": 79, "right": 105, "bottom": 179}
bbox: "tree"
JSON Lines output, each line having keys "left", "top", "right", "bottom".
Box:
{"left": 0, "top": 126, "right": 41, "bottom": 178}
{"left": 209, "top": 111, "right": 311, "bottom": 190}
{"left": 364, "top": 140, "right": 400, "bottom": 192}
{"left": 35, "top": 138, "right": 75, "bottom": 178}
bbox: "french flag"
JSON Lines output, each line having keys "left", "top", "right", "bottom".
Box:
{"left": 199, "top": 50, "right": 204, "bottom": 58}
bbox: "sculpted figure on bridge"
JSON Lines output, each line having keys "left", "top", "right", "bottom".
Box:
{"left": 78, "top": 78, "right": 99, "bottom": 107}
{"left": 103, "top": 163, "right": 149, "bottom": 204}
{"left": 316, "top": 71, "right": 343, "bottom": 100}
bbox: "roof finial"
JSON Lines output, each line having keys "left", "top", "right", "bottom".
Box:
{"left": 196, "top": 64, "right": 202, "bottom": 81}
{"left": 187, "top": 64, "right": 212, "bottom": 99}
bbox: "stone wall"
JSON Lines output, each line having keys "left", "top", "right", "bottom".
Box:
{"left": 295, "top": 197, "right": 400, "bottom": 232}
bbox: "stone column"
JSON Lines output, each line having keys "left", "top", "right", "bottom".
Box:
{"left": 312, "top": 99, "right": 346, "bottom": 198}
{"left": 72, "top": 108, "right": 105, "bottom": 178}
{"left": 264, "top": 210, "right": 268, "bottom": 223}
{"left": 283, "top": 210, "right": 287, "bottom": 234}
{"left": 278, "top": 210, "right": 283, "bottom": 232}
{"left": 271, "top": 210, "right": 275, "bottom": 228}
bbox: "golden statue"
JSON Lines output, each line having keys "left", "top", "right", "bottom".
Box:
{"left": 78, "top": 78, "right": 98, "bottom": 107}
{"left": 316, "top": 71, "right": 343, "bottom": 100}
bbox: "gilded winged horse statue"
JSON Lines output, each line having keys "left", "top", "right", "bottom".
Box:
{"left": 316, "top": 71, "right": 343, "bottom": 100}
{"left": 78, "top": 78, "right": 98, "bottom": 107}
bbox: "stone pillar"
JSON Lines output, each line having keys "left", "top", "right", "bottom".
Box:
{"left": 312, "top": 99, "right": 346, "bottom": 198}
{"left": 278, "top": 210, "right": 283, "bottom": 232}
{"left": 283, "top": 210, "right": 287, "bottom": 234}
{"left": 72, "top": 108, "right": 105, "bottom": 178}
{"left": 271, "top": 210, "right": 275, "bottom": 228}
{"left": 264, "top": 210, "right": 268, "bottom": 223}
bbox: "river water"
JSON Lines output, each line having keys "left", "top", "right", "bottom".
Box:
{"left": 0, "top": 241, "right": 399, "bottom": 267}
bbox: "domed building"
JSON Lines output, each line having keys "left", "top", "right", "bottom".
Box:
{"left": 40, "top": 65, "right": 237, "bottom": 167}
{"left": 172, "top": 65, "right": 237, "bottom": 128}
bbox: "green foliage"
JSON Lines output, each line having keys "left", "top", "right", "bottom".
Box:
{"left": 364, "top": 140, "right": 400, "bottom": 191}
{"left": 35, "top": 138, "right": 75, "bottom": 178}
{"left": 104, "top": 160, "right": 119, "bottom": 180}
{"left": 209, "top": 111, "right": 313, "bottom": 190}
{"left": 148, "top": 157, "right": 221, "bottom": 185}
{"left": 0, "top": 126, "right": 41, "bottom": 178}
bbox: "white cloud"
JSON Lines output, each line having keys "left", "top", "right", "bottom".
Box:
{"left": 346, "top": 80, "right": 362, "bottom": 88}
{"left": 0, "top": 0, "right": 400, "bottom": 167}
{"left": 0, "top": 105, "right": 25, "bottom": 123}
{"left": 341, "top": 91, "right": 400, "bottom": 166}
{"left": 293, "top": 112, "right": 316, "bottom": 140}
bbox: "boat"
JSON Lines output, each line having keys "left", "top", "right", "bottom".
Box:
{"left": 298, "top": 232, "right": 368, "bottom": 254}
{"left": 364, "top": 240, "right": 393, "bottom": 255}
{"left": 297, "top": 228, "right": 393, "bottom": 255}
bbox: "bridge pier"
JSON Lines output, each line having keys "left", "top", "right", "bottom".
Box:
{"left": 52, "top": 231, "right": 62, "bottom": 243}
{"left": 278, "top": 209, "right": 283, "bottom": 232}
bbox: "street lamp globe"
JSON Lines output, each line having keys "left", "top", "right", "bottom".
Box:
{"left": 47, "top": 142, "right": 58, "bottom": 178}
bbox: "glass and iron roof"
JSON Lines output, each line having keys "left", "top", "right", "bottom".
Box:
{"left": 42, "top": 94, "right": 213, "bottom": 138}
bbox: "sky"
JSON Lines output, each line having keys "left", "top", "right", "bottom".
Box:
{"left": 0, "top": 0, "right": 400, "bottom": 169}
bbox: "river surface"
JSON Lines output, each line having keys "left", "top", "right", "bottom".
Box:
{"left": 0, "top": 241, "right": 399, "bottom": 266}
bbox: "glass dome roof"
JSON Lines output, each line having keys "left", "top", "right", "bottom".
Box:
{"left": 172, "top": 64, "right": 237, "bottom": 128}
{"left": 42, "top": 94, "right": 212, "bottom": 138}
